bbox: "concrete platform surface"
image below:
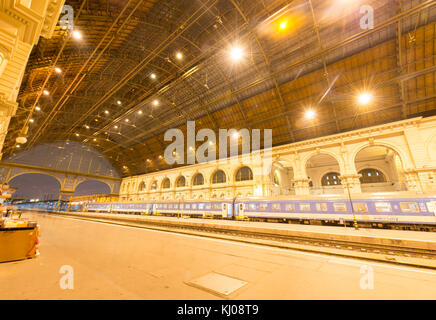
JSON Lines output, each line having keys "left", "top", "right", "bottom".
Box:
{"left": 1, "top": 211, "right": 435, "bottom": 299}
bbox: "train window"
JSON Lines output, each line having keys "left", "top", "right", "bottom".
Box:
{"left": 168, "top": 204, "right": 173, "bottom": 209}
{"left": 199, "top": 203, "right": 205, "bottom": 209}
{"left": 163, "top": 204, "right": 168, "bottom": 209}
{"left": 315, "top": 203, "right": 328, "bottom": 211}
{"left": 213, "top": 203, "right": 220, "bottom": 209}
{"left": 399, "top": 202, "right": 420, "bottom": 213}
{"left": 249, "top": 203, "right": 257, "bottom": 210}
{"left": 300, "top": 203, "right": 311, "bottom": 211}
{"left": 185, "top": 204, "right": 190, "bottom": 209}
{"left": 374, "top": 202, "right": 392, "bottom": 212}
{"left": 427, "top": 202, "right": 436, "bottom": 214}
{"left": 259, "top": 203, "right": 268, "bottom": 210}
{"left": 353, "top": 203, "right": 368, "bottom": 213}
{"left": 205, "top": 203, "right": 211, "bottom": 210}
{"left": 333, "top": 203, "right": 347, "bottom": 212}
{"left": 272, "top": 203, "right": 281, "bottom": 211}
{"left": 179, "top": 204, "right": 183, "bottom": 209}
{"left": 285, "top": 203, "right": 295, "bottom": 211}
{"left": 192, "top": 204, "right": 197, "bottom": 209}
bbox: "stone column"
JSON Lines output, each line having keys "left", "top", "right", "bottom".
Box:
{"left": 339, "top": 174, "right": 362, "bottom": 194}
{"left": 56, "top": 189, "right": 74, "bottom": 211}
{"left": 403, "top": 170, "right": 423, "bottom": 192}
{"left": 293, "top": 177, "right": 310, "bottom": 195}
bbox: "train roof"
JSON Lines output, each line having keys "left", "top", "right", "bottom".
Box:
{"left": 94, "top": 191, "right": 436, "bottom": 204}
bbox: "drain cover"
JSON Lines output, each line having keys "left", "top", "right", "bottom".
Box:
{"left": 187, "top": 272, "right": 248, "bottom": 297}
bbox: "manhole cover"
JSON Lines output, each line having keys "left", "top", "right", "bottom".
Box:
{"left": 187, "top": 272, "right": 248, "bottom": 297}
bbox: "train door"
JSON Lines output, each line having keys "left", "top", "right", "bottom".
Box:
{"left": 221, "top": 203, "right": 231, "bottom": 218}
{"left": 152, "top": 203, "right": 157, "bottom": 215}
{"left": 235, "top": 202, "right": 245, "bottom": 217}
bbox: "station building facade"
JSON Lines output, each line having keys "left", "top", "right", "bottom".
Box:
{"left": 119, "top": 116, "right": 436, "bottom": 202}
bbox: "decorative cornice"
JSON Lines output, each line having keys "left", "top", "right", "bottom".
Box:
{"left": 40, "top": 0, "right": 65, "bottom": 39}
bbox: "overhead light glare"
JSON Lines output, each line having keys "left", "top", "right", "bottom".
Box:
{"left": 358, "top": 92, "right": 373, "bottom": 105}
{"left": 305, "top": 109, "right": 316, "bottom": 120}
{"left": 230, "top": 46, "right": 243, "bottom": 61}
{"left": 72, "top": 30, "right": 82, "bottom": 40}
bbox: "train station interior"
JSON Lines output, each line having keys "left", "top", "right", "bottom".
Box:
{"left": 0, "top": 0, "right": 435, "bottom": 301}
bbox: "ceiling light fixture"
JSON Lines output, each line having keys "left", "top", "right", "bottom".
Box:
{"left": 72, "top": 30, "right": 82, "bottom": 40}
{"left": 358, "top": 92, "right": 373, "bottom": 105}
{"left": 305, "top": 109, "right": 316, "bottom": 120}
{"left": 230, "top": 46, "right": 243, "bottom": 61}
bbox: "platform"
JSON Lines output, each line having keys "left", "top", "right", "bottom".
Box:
{"left": 54, "top": 211, "right": 436, "bottom": 251}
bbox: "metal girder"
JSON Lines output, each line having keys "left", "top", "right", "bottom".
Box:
{"left": 0, "top": 161, "right": 121, "bottom": 181}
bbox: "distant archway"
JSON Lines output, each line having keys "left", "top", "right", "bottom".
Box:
{"left": 305, "top": 153, "right": 343, "bottom": 195}
{"left": 74, "top": 180, "right": 111, "bottom": 196}
{"left": 9, "top": 173, "right": 61, "bottom": 200}
{"left": 355, "top": 145, "right": 407, "bottom": 192}
{"left": 270, "top": 160, "right": 295, "bottom": 196}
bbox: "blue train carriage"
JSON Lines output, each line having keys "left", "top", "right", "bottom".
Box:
{"left": 234, "top": 193, "right": 436, "bottom": 231}
{"left": 107, "top": 202, "right": 153, "bottom": 215}
{"left": 87, "top": 202, "right": 113, "bottom": 213}
{"left": 153, "top": 199, "right": 233, "bottom": 219}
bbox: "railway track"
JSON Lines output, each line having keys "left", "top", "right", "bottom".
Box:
{"left": 39, "top": 211, "right": 436, "bottom": 269}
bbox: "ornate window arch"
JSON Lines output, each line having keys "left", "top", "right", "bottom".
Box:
{"left": 176, "top": 176, "right": 186, "bottom": 187}
{"left": 162, "top": 178, "right": 170, "bottom": 189}
{"left": 235, "top": 166, "right": 253, "bottom": 182}
{"left": 150, "top": 180, "right": 157, "bottom": 190}
{"left": 358, "top": 168, "right": 387, "bottom": 184}
{"left": 212, "top": 170, "right": 226, "bottom": 184}
{"left": 138, "top": 181, "right": 146, "bottom": 192}
{"left": 193, "top": 173, "right": 204, "bottom": 186}
{"left": 321, "top": 172, "right": 342, "bottom": 186}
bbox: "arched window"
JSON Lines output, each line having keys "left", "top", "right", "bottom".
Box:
{"left": 162, "top": 178, "right": 170, "bottom": 189}
{"left": 138, "top": 181, "right": 146, "bottom": 192}
{"left": 321, "top": 172, "right": 342, "bottom": 186}
{"left": 176, "top": 176, "right": 186, "bottom": 187}
{"left": 212, "top": 170, "right": 226, "bottom": 184}
{"left": 150, "top": 180, "right": 157, "bottom": 190}
{"left": 193, "top": 173, "right": 204, "bottom": 186}
{"left": 359, "top": 168, "right": 386, "bottom": 184}
{"left": 236, "top": 166, "right": 253, "bottom": 182}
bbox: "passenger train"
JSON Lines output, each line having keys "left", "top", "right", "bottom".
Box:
{"left": 84, "top": 193, "right": 436, "bottom": 231}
